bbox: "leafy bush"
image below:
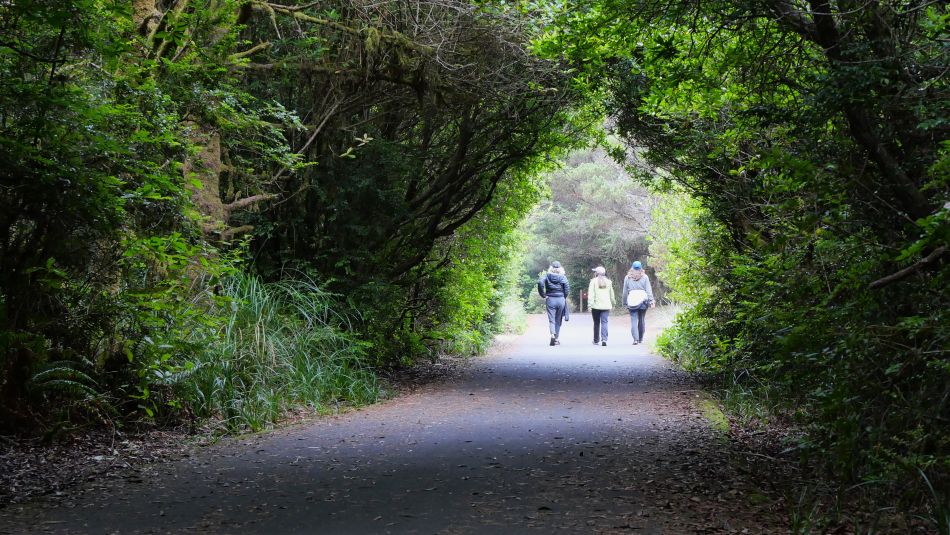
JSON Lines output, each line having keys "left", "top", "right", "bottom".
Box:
{"left": 653, "top": 193, "right": 950, "bottom": 503}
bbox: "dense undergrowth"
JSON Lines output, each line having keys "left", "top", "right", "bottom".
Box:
{"left": 647, "top": 101, "right": 949, "bottom": 530}
{"left": 538, "top": 0, "right": 950, "bottom": 524}
{"left": 0, "top": 0, "right": 584, "bottom": 435}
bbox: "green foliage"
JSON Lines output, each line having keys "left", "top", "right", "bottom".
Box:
{"left": 358, "top": 161, "right": 556, "bottom": 363}
{"left": 492, "top": 227, "right": 532, "bottom": 335}
{"left": 649, "top": 192, "right": 716, "bottom": 306}
{"left": 0, "top": 0, "right": 206, "bottom": 425}
{"left": 180, "top": 273, "right": 378, "bottom": 432}
{"left": 117, "top": 233, "right": 239, "bottom": 419}
{"left": 0, "top": 0, "right": 307, "bottom": 429}
{"left": 653, "top": 189, "right": 950, "bottom": 498}
{"left": 539, "top": 0, "right": 950, "bottom": 511}
{"left": 429, "top": 202, "right": 530, "bottom": 354}
{"left": 28, "top": 361, "right": 105, "bottom": 413}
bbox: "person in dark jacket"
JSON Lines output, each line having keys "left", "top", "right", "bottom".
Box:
{"left": 537, "top": 261, "right": 570, "bottom": 346}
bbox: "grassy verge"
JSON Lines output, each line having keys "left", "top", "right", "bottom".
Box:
{"left": 494, "top": 293, "right": 529, "bottom": 335}
{"left": 177, "top": 273, "right": 379, "bottom": 433}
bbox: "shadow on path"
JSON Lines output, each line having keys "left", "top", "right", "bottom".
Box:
{"left": 0, "top": 311, "right": 788, "bottom": 534}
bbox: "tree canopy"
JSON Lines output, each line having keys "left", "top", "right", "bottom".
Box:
{"left": 537, "top": 0, "right": 949, "bottom": 498}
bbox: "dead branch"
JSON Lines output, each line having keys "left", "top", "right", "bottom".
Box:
{"left": 869, "top": 246, "right": 948, "bottom": 289}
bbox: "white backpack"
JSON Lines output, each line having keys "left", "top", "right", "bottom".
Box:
{"left": 626, "top": 289, "right": 648, "bottom": 308}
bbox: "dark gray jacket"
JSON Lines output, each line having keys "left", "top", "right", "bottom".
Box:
{"left": 538, "top": 272, "right": 570, "bottom": 298}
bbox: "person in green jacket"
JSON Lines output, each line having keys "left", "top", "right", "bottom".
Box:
{"left": 588, "top": 266, "right": 615, "bottom": 346}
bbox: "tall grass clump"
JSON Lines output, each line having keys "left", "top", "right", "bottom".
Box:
{"left": 180, "top": 273, "right": 378, "bottom": 432}
{"left": 494, "top": 293, "right": 528, "bottom": 335}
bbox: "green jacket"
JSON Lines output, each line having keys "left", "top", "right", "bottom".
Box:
{"left": 587, "top": 277, "right": 615, "bottom": 310}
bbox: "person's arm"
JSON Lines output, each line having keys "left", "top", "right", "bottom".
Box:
{"left": 609, "top": 281, "right": 616, "bottom": 309}
{"left": 588, "top": 279, "right": 596, "bottom": 306}
{"left": 645, "top": 276, "right": 655, "bottom": 307}
{"left": 621, "top": 278, "right": 630, "bottom": 307}
{"left": 537, "top": 275, "right": 546, "bottom": 298}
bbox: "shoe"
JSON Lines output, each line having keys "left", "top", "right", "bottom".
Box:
{"left": 554, "top": 338, "right": 561, "bottom": 345}
{"left": 632, "top": 340, "right": 639, "bottom": 345}
{"left": 550, "top": 336, "right": 556, "bottom": 346}
{"left": 592, "top": 340, "right": 598, "bottom": 345}
{"left": 602, "top": 341, "right": 607, "bottom": 346}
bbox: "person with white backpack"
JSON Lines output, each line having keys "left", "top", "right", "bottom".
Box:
{"left": 622, "top": 260, "right": 655, "bottom": 345}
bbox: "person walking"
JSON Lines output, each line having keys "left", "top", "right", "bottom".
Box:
{"left": 537, "top": 261, "right": 570, "bottom": 346}
{"left": 588, "top": 266, "right": 615, "bottom": 346}
{"left": 622, "top": 260, "right": 655, "bottom": 345}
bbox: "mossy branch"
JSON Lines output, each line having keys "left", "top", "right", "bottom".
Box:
{"left": 224, "top": 194, "right": 277, "bottom": 213}
{"left": 152, "top": 0, "right": 192, "bottom": 61}
{"left": 239, "top": 61, "right": 358, "bottom": 76}
{"left": 253, "top": 1, "right": 433, "bottom": 55}
{"left": 229, "top": 41, "right": 272, "bottom": 61}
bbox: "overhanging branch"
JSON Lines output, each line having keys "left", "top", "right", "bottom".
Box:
{"left": 869, "top": 246, "right": 948, "bottom": 289}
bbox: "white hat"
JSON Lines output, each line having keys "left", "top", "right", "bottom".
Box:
{"left": 592, "top": 266, "right": 606, "bottom": 275}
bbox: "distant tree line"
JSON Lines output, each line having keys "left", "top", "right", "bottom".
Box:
{"left": 522, "top": 148, "right": 662, "bottom": 310}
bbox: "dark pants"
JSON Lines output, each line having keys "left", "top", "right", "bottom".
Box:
{"left": 545, "top": 296, "right": 566, "bottom": 337}
{"left": 591, "top": 309, "right": 609, "bottom": 342}
{"left": 629, "top": 307, "right": 646, "bottom": 342}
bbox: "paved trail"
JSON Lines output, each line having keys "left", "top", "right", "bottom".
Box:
{"left": 1, "top": 312, "right": 787, "bottom": 534}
